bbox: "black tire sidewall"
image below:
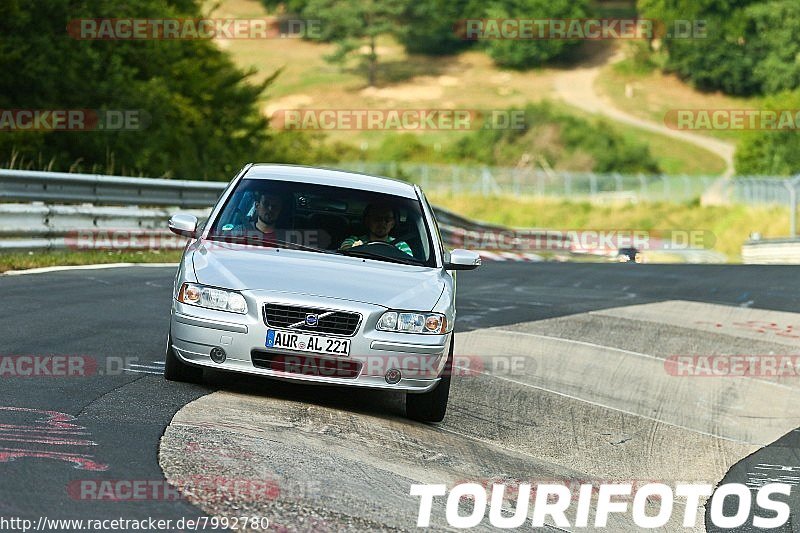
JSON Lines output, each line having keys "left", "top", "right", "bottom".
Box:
{"left": 164, "top": 331, "right": 203, "bottom": 382}
{"left": 406, "top": 339, "right": 453, "bottom": 422}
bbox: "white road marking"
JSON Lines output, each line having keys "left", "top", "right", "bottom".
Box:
{"left": 591, "top": 300, "right": 800, "bottom": 348}
{"left": 488, "top": 325, "right": 800, "bottom": 393}
{"left": 453, "top": 364, "right": 753, "bottom": 445}
{"left": 128, "top": 363, "right": 165, "bottom": 370}
{"left": 123, "top": 368, "right": 162, "bottom": 375}
{"left": 2, "top": 262, "right": 177, "bottom": 276}
{"left": 492, "top": 328, "right": 663, "bottom": 362}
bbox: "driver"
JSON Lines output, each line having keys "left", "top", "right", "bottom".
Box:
{"left": 340, "top": 202, "right": 413, "bottom": 256}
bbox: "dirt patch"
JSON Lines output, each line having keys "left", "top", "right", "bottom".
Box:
{"left": 262, "top": 94, "right": 314, "bottom": 118}
{"left": 359, "top": 77, "right": 444, "bottom": 101}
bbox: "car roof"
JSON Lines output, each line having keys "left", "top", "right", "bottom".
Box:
{"left": 244, "top": 164, "right": 419, "bottom": 200}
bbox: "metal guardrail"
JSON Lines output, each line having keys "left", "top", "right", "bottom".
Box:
{"left": 0, "top": 204, "right": 211, "bottom": 250}
{"left": 0, "top": 169, "right": 556, "bottom": 252}
{"left": 0, "top": 169, "right": 226, "bottom": 208}
{"left": 3, "top": 166, "right": 799, "bottom": 209}
{"left": 741, "top": 238, "right": 800, "bottom": 265}
{"left": 1, "top": 168, "right": 795, "bottom": 260}
{"left": 0, "top": 201, "right": 568, "bottom": 253}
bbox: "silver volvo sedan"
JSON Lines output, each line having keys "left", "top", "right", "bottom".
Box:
{"left": 165, "top": 164, "right": 480, "bottom": 421}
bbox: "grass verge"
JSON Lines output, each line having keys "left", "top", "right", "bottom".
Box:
{"left": 428, "top": 193, "right": 790, "bottom": 261}
{"left": 0, "top": 198, "right": 787, "bottom": 268}
{"left": 0, "top": 250, "right": 183, "bottom": 274}
{"left": 564, "top": 106, "right": 727, "bottom": 176}
{"left": 596, "top": 55, "right": 761, "bottom": 144}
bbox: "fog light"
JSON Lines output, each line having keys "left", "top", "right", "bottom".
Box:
{"left": 385, "top": 368, "right": 402, "bottom": 384}
{"left": 210, "top": 347, "right": 226, "bottom": 364}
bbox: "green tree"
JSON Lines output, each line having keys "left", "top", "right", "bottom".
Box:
{"left": 482, "top": 0, "right": 591, "bottom": 69}
{"left": 745, "top": 1, "right": 800, "bottom": 95}
{"left": 735, "top": 90, "right": 800, "bottom": 175}
{"left": 301, "top": 0, "right": 404, "bottom": 86}
{"left": 395, "top": 0, "right": 484, "bottom": 55}
{"left": 638, "top": 0, "right": 800, "bottom": 96}
{"left": 266, "top": 0, "right": 597, "bottom": 70}
{"left": 0, "top": 0, "right": 314, "bottom": 178}
{"left": 261, "top": 0, "right": 310, "bottom": 12}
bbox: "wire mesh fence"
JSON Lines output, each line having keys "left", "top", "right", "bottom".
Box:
{"left": 726, "top": 178, "right": 797, "bottom": 206}
{"left": 332, "top": 162, "right": 800, "bottom": 237}
{"left": 335, "top": 161, "right": 799, "bottom": 206}
{"left": 333, "top": 162, "right": 720, "bottom": 202}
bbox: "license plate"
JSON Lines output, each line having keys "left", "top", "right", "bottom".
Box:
{"left": 266, "top": 329, "right": 350, "bottom": 356}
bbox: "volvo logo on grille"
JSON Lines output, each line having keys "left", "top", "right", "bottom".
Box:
{"left": 304, "top": 314, "right": 319, "bottom": 327}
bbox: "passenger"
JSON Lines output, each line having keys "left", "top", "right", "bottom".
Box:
{"left": 340, "top": 202, "right": 413, "bottom": 256}
{"left": 229, "top": 190, "right": 285, "bottom": 241}
{"left": 250, "top": 191, "right": 283, "bottom": 237}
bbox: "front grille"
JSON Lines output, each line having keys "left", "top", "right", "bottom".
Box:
{"left": 251, "top": 350, "right": 361, "bottom": 378}
{"left": 263, "top": 303, "right": 361, "bottom": 336}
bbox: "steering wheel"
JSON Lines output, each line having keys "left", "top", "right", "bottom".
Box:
{"left": 364, "top": 240, "right": 397, "bottom": 247}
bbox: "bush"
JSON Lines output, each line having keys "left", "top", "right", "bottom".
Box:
{"left": 664, "top": 32, "right": 761, "bottom": 96}
{"left": 613, "top": 42, "right": 665, "bottom": 75}
{"left": 746, "top": 1, "right": 800, "bottom": 95}
{"left": 481, "top": 0, "right": 591, "bottom": 69}
{"left": 735, "top": 90, "right": 800, "bottom": 175}
{"left": 396, "top": 0, "right": 484, "bottom": 55}
{"left": 371, "top": 134, "right": 435, "bottom": 162}
{"left": 639, "top": 0, "right": 800, "bottom": 97}
{"left": 270, "top": 0, "right": 592, "bottom": 68}
{"left": 450, "top": 103, "right": 661, "bottom": 173}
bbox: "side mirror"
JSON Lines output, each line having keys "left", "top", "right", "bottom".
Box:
{"left": 168, "top": 214, "right": 198, "bottom": 238}
{"left": 445, "top": 249, "right": 481, "bottom": 270}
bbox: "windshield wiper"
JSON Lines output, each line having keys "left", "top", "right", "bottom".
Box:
{"left": 337, "top": 248, "right": 422, "bottom": 266}
{"left": 207, "top": 234, "right": 331, "bottom": 254}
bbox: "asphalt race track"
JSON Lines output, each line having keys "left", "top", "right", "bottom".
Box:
{"left": 1, "top": 262, "right": 799, "bottom": 531}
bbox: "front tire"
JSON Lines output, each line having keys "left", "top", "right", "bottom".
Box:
{"left": 164, "top": 332, "right": 204, "bottom": 383}
{"left": 406, "top": 341, "right": 453, "bottom": 423}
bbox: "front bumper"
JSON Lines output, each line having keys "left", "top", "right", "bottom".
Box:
{"left": 169, "top": 296, "right": 451, "bottom": 393}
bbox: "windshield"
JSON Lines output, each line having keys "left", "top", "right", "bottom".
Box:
{"left": 206, "top": 178, "right": 436, "bottom": 267}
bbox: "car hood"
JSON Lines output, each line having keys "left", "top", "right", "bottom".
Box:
{"left": 191, "top": 242, "right": 445, "bottom": 310}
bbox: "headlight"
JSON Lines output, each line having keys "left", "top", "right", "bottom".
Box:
{"left": 377, "top": 311, "right": 447, "bottom": 334}
{"left": 177, "top": 283, "right": 248, "bottom": 314}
